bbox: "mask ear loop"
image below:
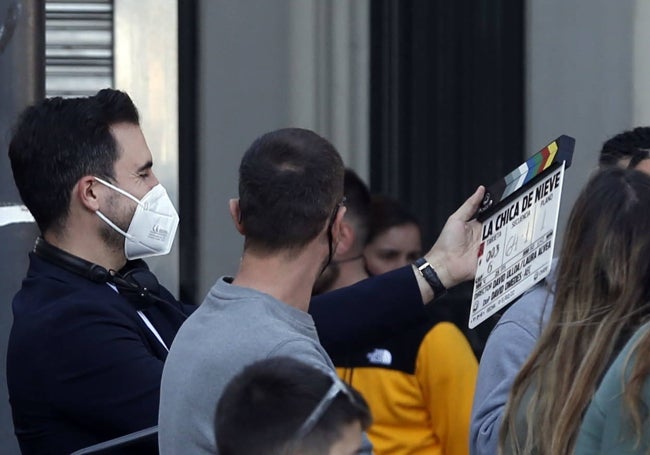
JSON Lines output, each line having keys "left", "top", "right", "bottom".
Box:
{"left": 95, "top": 210, "right": 159, "bottom": 254}
{"left": 319, "top": 197, "right": 346, "bottom": 276}
{"left": 94, "top": 176, "right": 143, "bottom": 205}
{"left": 94, "top": 176, "right": 141, "bottom": 239}
{"left": 94, "top": 177, "right": 160, "bottom": 254}
{"left": 96, "top": 178, "right": 174, "bottom": 218}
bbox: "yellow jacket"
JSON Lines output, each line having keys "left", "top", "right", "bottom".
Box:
{"left": 334, "top": 321, "right": 478, "bottom": 455}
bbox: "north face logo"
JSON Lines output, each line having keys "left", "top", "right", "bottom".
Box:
{"left": 366, "top": 348, "right": 392, "bottom": 365}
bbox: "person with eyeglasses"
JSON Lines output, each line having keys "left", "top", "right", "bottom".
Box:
{"left": 216, "top": 356, "right": 372, "bottom": 455}
{"left": 314, "top": 169, "right": 478, "bottom": 455}
{"left": 7, "top": 90, "right": 482, "bottom": 455}
{"left": 158, "top": 128, "right": 486, "bottom": 454}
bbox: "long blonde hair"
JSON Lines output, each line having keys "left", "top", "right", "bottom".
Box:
{"left": 499, "top": 167, "right": 650, "bottom": 455}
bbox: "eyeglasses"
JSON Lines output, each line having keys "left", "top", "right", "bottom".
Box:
{"left": 293, "top": 369, "right": 358, "bottom": 442}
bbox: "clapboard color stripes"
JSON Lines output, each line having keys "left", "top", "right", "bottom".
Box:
{"left": 475, "top": 135, "right": 575, "bottom": 221}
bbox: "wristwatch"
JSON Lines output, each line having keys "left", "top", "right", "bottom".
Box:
{"left": 414, "top": 257, "right": 448, "bottom": 299}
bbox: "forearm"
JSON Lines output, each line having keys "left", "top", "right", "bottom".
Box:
{"left": 310, "top": 267, "right": 425, "bottom": 354}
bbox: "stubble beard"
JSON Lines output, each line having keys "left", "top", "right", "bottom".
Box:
{"left": 99, "top": 192, "right": 136, "bottom": 259}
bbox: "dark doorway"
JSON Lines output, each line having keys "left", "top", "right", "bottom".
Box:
{"left": 369, "top": 0, "right": 525, "bottom": 356}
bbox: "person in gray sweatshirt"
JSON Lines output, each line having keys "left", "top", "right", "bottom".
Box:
{"left": 158, "top": 128, "right": 486, "bottom": 454}
{"left": 469, "top": 126, "right": 650, "bottom": 455}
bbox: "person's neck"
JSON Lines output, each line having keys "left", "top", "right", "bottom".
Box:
{"left": 232, "top": 246, "right": 324, "bottom": 312}
{"left": 329, "top": 255, "right": 368, "bottom": 291}
{"left": 44, "top": 228, "right": 126, "bottom": 272}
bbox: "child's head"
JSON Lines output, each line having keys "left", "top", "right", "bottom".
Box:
{"left": 216, "top": 357, "right": 372, "bottom": 455}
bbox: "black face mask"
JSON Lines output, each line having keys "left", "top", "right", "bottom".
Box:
{"left": 313, "top": 261, "right": 340, "bottom": 296}
{"left": 319, "top": 198, "right": 346, "bottom": 278}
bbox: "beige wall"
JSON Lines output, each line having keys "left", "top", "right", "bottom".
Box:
{"left": 194, "top": 0, "right": 647, "bottom": 298}
{"left": 196, "top": 0, "right": 369, "bottom": 299}
{"left": 525, "top": 0, "right": 635, "bottom": 250}
{"left": 114, "top": 0, "right": 179, "bottom": 293}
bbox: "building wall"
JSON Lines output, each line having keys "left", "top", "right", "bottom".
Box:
{"left": 196, "top": 0, "right": 368, "bottom": 299}
{"left": 196, "top": 0, "right": 644, "bottom": 295}
{"left": 525, "top": 0, "right": 635, "bottom": 248}
{"left": 0, "top": 0, "right": 646, "bottom": 452}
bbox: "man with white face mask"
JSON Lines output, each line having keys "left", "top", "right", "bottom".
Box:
{"left": 6, "top": 89, "right": 193, "bottom": 455}
{"left": 7, "top": 89, "right": 485, "bottom": 455}
{"left": 93, "top": 176, "right": 179, "bottom": 260}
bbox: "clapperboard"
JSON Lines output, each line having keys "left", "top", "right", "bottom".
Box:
{"left": 468, "top": 135, "right": 575, "bottom": 328}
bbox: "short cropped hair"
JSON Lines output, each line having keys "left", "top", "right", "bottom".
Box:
{"left": 216, "top": 357, "right": 371, "bottom": 455}
{"left": 342, "top": 169, "right": 371, "bottom": 248}
{"left": 8, "top": 88, "right": 139, "bottom": 234}
{"left": 599, "top": 126, "right": 650, "bottom": 168}
{"left": 238, "top": 128, "right": 344, "bottom": 253}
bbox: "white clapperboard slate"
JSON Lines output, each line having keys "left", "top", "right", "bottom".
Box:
{"left": 468, "top": 135, "right": 575, "bottom": 328}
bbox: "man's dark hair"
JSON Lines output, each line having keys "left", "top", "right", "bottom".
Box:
{"left": 238, "top": 128, "right": 344, "bottom": 253}
{"left": 216, "top": 357, "right": 371, "bottom": 455}
{"left": 366, "top": 195, "right": 421, "bottom": 245}
{"left": 8, "top": 88, "right": 139, "bottom": 234}
{"left": 343, "top": 168, "right": 371, "bottom": 247}
{"left": 599, "top": 127, "right": 650, "bottom": 168}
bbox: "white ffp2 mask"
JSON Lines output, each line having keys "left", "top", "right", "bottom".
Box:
{"left": 94, "top": 177, "right": 180, "bottom": 260}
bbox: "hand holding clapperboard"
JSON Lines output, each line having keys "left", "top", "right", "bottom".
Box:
{"left": 469, "top": 135, "right": 575, "bottom": 328}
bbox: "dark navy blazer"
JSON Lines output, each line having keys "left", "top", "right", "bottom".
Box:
{"left": 7, "top": 253, "right": 424, "bottom": 454}
{"left": 311, "top": 266, "right": 426, "bottom": 355}
{"left": 7, "top": 253, "right": 192, "bottom": 454}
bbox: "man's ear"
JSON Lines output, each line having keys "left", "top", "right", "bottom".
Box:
{"left": 76, "top": 176, "right": 101, "bottom": 212}
{"left": 335, "top": 220, "right": 356, "bottom": 257}
{"left": 229, "top": 198, "right": 245, "bottom": 235}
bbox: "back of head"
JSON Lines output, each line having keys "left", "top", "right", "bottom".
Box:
{"left": 8, "top": 88, "right": 139, "bottom": 234}
{"left": 500, "top": 166, "right": 650, "bottom": 455}
{"left": 366, "top": 195, "right": 420, "bottom": 245}
{"left": 558, "top": 167, "right": 650, "bottom": 315}
{"left": 238, "top": 128, "right": 344, "bottom": 253}
{"left": 342, "top": 168, "right": 371, "bottom": 247}
{"left": 599, "top": 126, "right": 650, "bottom": 168}
{"left": 216, "top": 356, "right": 371, "bottom": 455}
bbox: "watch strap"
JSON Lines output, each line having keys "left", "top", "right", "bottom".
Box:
{"left": 414, "top": 257, "right": 448, "bottom": 299}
